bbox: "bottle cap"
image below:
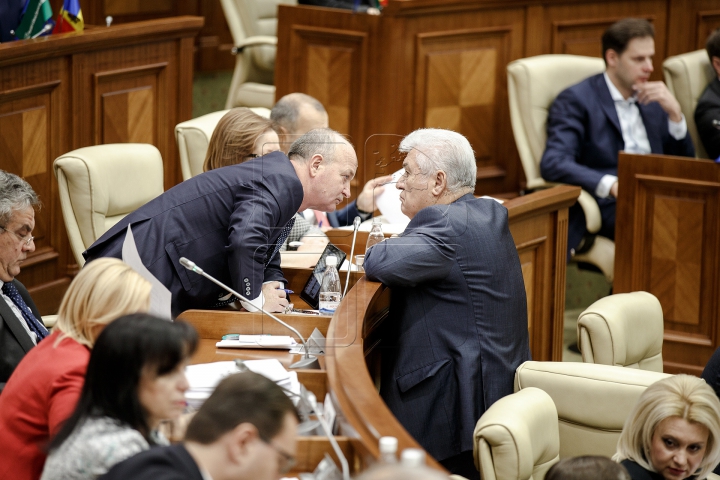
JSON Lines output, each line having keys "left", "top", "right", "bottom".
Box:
{"left": 379, "top": 436, "right": 398, "bottom": 454}
{"left": 400, "top": 448, "right": 425, "bottom": 467}
{"left": 372, "top": 217, "right": 382, "bottom": 224}
{"left": 325, "top": 255, "right": 337, "bottom": 267}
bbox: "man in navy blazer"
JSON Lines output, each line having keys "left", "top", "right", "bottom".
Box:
{"left": 695, "top": 29, "right": 720, "bottom": 160}
{"left": 541, "top": 18, "right": 694, "bottom": 258}
{"left": 84, "top": 129, "right": 358, "bottom": 317}
{"left": 364, "top": 129, "right": 529, "bottom": 480}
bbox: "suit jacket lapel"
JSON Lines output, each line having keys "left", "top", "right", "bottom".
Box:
{"left": 0, "top": 295, "right": 35, "bottom": 353}
{"left": 594, "top": 74, "right": 623, "bottom": 137}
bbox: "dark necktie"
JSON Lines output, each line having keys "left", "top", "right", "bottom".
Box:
{"left": 2, "top": 282, "right": 48, "bottom": 341}
{"left": 215, "top": 217, "right": 297, "bottom": 308}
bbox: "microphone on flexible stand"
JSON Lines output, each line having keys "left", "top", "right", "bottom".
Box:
{"left": 343, "top": 216, "right": 362, "bottom": 298}
{"left": 179, "top": 257, "right": 320, "bottom": 370}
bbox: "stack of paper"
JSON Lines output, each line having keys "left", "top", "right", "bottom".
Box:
{"left": 185, "top": 359, "right": 300, "bottom": 410}
{"left": 216, "top": 335, "right": 296, "bottom": 350}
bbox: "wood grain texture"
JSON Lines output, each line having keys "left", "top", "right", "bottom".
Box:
{"left": 615, "top": 153, "right": 720, "bottom": 374}
{"left": 0, "top": 18, "right": 202, "bottom": 314}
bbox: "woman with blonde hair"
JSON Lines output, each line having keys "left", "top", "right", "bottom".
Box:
{"left": 0, "top": 258, "right": 152, "bottom": 480}
{"left": 614, "top": 375, "right": 720, "bottom": 480}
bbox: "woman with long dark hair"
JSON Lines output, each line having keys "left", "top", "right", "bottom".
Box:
{"left": 40, "top": 313, "right": 198, "bottom": 480}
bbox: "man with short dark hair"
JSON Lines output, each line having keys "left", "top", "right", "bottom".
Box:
{"left": 541, "top": 18, "right": 694, "bottom": 259}
{"left": 695, "top": 29, "right": 720, "bottom": 160}
{"left": 0, "top": 170, "right": 47, "bottom": 392}
{"left": 100, "top": 371, "right": 299, "bottom": 480}
{"left": 271, "top": 93, "right": 390, "bottom": 228}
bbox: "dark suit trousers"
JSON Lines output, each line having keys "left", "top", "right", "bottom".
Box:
{"left": 567, "top": 197, "right": 616, "bottom": 262}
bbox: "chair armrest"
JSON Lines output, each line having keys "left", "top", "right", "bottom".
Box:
{"left": 232, "top": 36, "right": 278, "bottom": 54}
{"left": 42, "top": 315, "right": 58, "bottom": 329}
{"left": 576, "top": 190, "right": 601, "bottom": 234}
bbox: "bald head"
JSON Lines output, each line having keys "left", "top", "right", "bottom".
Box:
{"left": 271, "top": 93, "right": 329, "bottom": 153}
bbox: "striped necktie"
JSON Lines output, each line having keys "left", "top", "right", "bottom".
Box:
{"left": 2, "top": 282, "right": 48, "bottom": 341}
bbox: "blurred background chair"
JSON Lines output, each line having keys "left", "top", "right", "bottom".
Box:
{"left": 175, "top": 107, "right": 271, "bottom": 180}
{"left": 220, "top": 0, "right": 297, "bottom": 109}
{"left": 577, "top": 291, "right": 664, "bottom": 372}
{"left": 663, "top": 49, "right": 715, "bottom": 159}
{"left": 473, "top": 387, "right": 559, "bottom": 480}
{"left": 514, "top": 361, "right": 669, "bottom": 459}
{"left": 507, "top": 54, "right": 614, "bottom": 283}
{"left": 53, "top": 144, "right": 164, "bottom": 267}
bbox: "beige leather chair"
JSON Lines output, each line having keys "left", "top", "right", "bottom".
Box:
{"left": 577, "top": 291, "right": 664, "bottom": 372}
{"left": 663, "top": 49, "right": 715, "bottom": 159}
{"left": 53, "top": 144, "right": 164, "bottom": 266}
{"left": 175, "top": 107, "right": 271, "bottom": 180}
{"left": 507, "top": 54, "right": 614, "bottom": 282}
{"left": 220, "top": 0, "right": 296, "bottom": 109}
{"left": 515, "top": 361, "right": 670, "bottom": 459}
{"left": 474, "top": 387, "right": 559, "bottom": 480}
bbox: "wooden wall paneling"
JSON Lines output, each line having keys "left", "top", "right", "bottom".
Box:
{"left": 615, "top": 153, "right": 720, "bottom": 374}
{"left": 74, "top": 43, "right": 179, "bottom": 188}
{"left": 667, "top": 0, "right": 720, "bottom": 55}
{"left": 0, "top": 61, "right": 72, "bottom": 314}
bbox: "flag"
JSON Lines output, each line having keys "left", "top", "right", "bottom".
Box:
{"left": 53, "top": 0, "right": 83, "bottom": 35}
{"left": 14, "top": 0, "right": 54, "bottom": 40}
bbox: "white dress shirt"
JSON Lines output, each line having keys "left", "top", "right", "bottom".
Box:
{"left": 596, "top": 73, "right": 687, "bottom": 198}
{"left": 0, "top": 280, "right": 37, "bottom": 344}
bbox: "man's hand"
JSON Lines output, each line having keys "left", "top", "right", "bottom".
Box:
{"left": 610, "top": 181, "right": 619, "bottom": 198}
{"left": 356, "top": 175, "right": 393, "bottom": 213}
{"left": 262, "top": 281, "right": 289, "bottom": 313}
{"left": 634, "top": 82, "right": 683, "bottom": 123}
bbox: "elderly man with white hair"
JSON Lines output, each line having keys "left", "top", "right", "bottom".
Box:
{"left": 364, "top": 128, "right": 530, "bottom": 480}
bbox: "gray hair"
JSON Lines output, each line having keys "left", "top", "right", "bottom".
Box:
{"left": 0, "top": 170, "right": 40, "bottom": 226}
{"left": 271, "top": 93, "right": 326, "bottom": 133}
{"left": 288, "top": 128, "right": 351, "bottom": 164}
{"left": 399, "top": 128, "right": 476, "bottom": 192}
{"left": 355, "top": 464, "right": 448, "bottom": 480}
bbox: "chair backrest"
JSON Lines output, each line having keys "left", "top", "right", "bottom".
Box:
{"left": 220, "top": 0, "right": 295, "bottom": 73}
{"left": 175, "top": 107, "right": 271, "bottom": 181}
{"left": 577, "top": 291, "right": 664, "bottom": 372}
{"left": 53, "top": 144, "right": 164, "bottom": 266}
{"left": 507, "top": 55, "right": 606, "bottom": 189}
{"left": 515, "top": 361, "right": 670, "bottom": 459}
{"left": 474, "top": 387, "right": 560, "bottom": 480}
{"left": 663, "top": 49, "right": 715, "bottom": 159}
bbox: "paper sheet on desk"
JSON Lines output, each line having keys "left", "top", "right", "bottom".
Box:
{"left": 375, "top": 169, "right": 410, "bottom": 226}
{"left": 122, "top": 226, "right": 172, "bottom": 319}
{"left": 216, "top": 335, "right": 296, "bottom": 349}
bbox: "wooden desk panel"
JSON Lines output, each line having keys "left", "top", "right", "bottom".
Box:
{"left": 615, "top": 153, "right": 720, "bottom": 374}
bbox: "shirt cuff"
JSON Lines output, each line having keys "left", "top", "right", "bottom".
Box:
{"left": 595, "top": 175, "right": 618, "bottom": 198}
{"left": 668, "top": 114, "right": 687, "bottom": 140}
{"left": 239, "top": 281, "right": 282, "bottom": 312}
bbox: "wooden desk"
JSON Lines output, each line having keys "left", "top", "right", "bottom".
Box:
{"left": 2, "top": 17, "right": 203, "bottom": 314}
{"left": 615, "top": 152, "right": 720, "bottom": 374}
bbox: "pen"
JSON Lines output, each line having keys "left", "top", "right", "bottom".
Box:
{"left": 281, "top": 289, "right": 294, "bottom": 295}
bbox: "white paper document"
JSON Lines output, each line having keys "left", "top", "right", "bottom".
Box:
{"left": 216, "top": 335, "right": 297, "bottom": 350}
{"left": 121, "top": 226, "right": 172, "bottom": 319}
{"left": 374, "top": 169, "right": 410, "bottom": 226}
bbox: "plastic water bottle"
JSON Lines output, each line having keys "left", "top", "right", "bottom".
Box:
{"left": 378, "top": 436, "right": 398, "bottom": 464}
{"left": 319, "top": 255, "right": 341, "bottom": 315}
{"left": 366, "top": 217, "right": 384, "bottom": 250}
{"left": 400, "top": 448, "right": 426, "bottom": 467}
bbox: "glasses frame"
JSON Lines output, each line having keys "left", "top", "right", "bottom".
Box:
{"left": 260, "top": 435, "right": 296, "bottom": 474}
{"left": 0, "top": 225, "right": 34, "bottom": 247}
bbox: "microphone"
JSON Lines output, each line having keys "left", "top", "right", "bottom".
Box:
{"left": 179, "top": 257, "right": 320, "bottom": 370}
{"left": 343, "top": 216, "right": 362, "bottom": 297}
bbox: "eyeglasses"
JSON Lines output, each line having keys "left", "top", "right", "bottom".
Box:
{"left": 260, "top": 436, "right": 296, "bottom": 474}
{"left": 0, "top": 225, "right": 34, "bottom": 247}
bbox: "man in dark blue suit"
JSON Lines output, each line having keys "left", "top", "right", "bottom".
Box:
{"left": 695, "top": 29, "right": 720, "bottom": 161}
{"left": 271, "top": 93, "right": 391, "bottom": 228}
{"left": 0, "top": 0, "right": 24, "bottom": 42}
{"left": 84, "top": 129, "right": 358, "bottom": 317}
{"left": 364, "top": 129, "right": 530, "bottom": 480}
{"left": 541, "top": 18, "right": 694, "bottom": 258}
